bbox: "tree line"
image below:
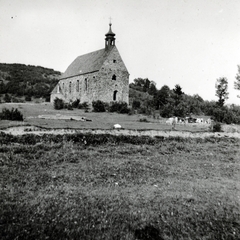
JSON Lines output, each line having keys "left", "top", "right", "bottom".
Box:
{"left": 130, "top": 69, "right": 240, "bottom": 124}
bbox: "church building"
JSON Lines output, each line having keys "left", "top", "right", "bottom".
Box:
{"left": 50, "top": 23, "right": 129, "bottom": 104}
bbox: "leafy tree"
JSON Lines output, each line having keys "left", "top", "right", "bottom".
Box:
{"left": 172, "top": 84, "right": 184, "bottom": 107}
{"left": 215, "top": 77, "right": 229, "bottom": 107}
{"left": 153, "top": 85, "right": 171, "bottom": 109}
{"left": 131, "top": 78, "right": 156, "bottom": 95}
{"left": 234, "top": 65, "right": 240, "bottom": 98}
{"left": 132, "top": 100, "right": 141, "bottom": 109}
{"left": 159, "top": 103, "right": 174, "bottom": 118}
{"left": 173, "top": 84, "right": 184, "bottom": 96}
{"left": 148, "top": 81, "right": 157, "bottom": 95}
{"left": 174, "top": 101, "right": 189, "bottom": 117}
{"left": 193, "top": 94, "right": 204, "bottom": 102}
{"left": 142, "top": 78, "right": 150, "bottom": 92}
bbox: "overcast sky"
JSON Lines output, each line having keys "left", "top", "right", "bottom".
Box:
{"left": 1, "top": 0, "right": 240, "bottom": 104}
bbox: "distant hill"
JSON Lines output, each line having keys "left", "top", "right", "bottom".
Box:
{"left": 0, "top": 63, "right": 61, "bottom": 101}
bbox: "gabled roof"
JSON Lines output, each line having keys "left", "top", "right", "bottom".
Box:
{"left": 60, "top": 46, "right": 114, "bottom": 79}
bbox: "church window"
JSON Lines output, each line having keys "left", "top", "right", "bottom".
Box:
{"left": 57, "top": 85, "right": 60, "bottom": 93}
{"left": 112, "top": 74, "right": 116, "bottom": 80}
{"left": 113, "top": 90, "right": 118, "bottom": 101}
{"left": 76, "top": 80, "right": 79, "bottom": 92}
{"left": 62, "top": 83, "right": 64, "bottom": 89}
{"left": 69, "top": 82, "right": 71, "bottom": 93}
{"left": 113, "top": 59, "right": 116, "bottom": 63}
{"left": 85, "top": 78, "right": 88, "bottom": 91}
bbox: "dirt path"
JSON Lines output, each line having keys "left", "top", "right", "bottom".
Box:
{"left": 1, "top": 125, "right": 240, "bottom": 139}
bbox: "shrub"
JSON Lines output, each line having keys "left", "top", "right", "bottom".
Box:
{"left": 66, "top": 103, "right": 73, "bottom": 110}
{"left": 53, "top": 97, "right": 64, "bottom": 110}
{"left": 92, "top": 100, "right": 106, "bottom": 112}
{"left": 72, "top": 99, "right": 80, "bottom": 108}
{"left": 139, "top": 117, "right": 148, "bottom": 122}
{"left": 109, "top": 101, "right": 130, "bottom": 114}
{"left": 103, "top": 102, "right": 110, "bottom": 112}
{"left": 78, "top": 102, "right": 89, "bottom": 110}
{"left": 212, "top": 122, "right": 222, "bottom": 132}
{"left": 0, "top": 108, "right": 23, "bottom": 121}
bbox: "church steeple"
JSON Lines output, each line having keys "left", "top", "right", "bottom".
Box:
{"left": 105, "top": 23, "right": 115, "bottom": 49}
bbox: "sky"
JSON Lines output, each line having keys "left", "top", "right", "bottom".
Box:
{"left": 1, "top": 0, "right": 240, "bottom": 104}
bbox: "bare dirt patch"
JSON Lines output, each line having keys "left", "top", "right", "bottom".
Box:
{"left": 1, "top": 125, "right": 240, "bottom": 139}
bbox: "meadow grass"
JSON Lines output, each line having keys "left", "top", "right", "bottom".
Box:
{"left": 0, "top": 103, "right": 211, "bottom": 132}
{"left": 0, "top": 133, "right": 239, "bottom": 239}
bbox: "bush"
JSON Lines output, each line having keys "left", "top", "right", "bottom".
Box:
{"left": 139, "top": 117, "right": 148, "bottom": 122}
{"left": 78, "top": 102, "right": 89, "bottom": 110}
{"left": 92, "top": 100, "right": 106, "bottom": 112}
{"left": 53, "top": 97, "right": 64, "bottom": 110}
{"left": 72, "top": 99, "right": 80, "bottom": 108}
{"left": 103, "top": 102, "right": 110, "bottom": 112}
{"left": 0, "top": 108, "right": 23, "bottom": 121}
{"left": 109, "top": 101, "right": 130, "bottom": 114}
{"left": 212, "top": 122, "right": 222, "bottom": 132}
{"left": 211, "top": 106, "right": 240, "bottom": 124}
{"left": 66, "top": 103, "right": 73, "bottom": 110}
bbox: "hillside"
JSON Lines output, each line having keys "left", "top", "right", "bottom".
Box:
{"left": 0, "top": 63, "right": 61, "bottom": 101}
{"left": 129, "top": 87, "right": 153, "bottom": 106}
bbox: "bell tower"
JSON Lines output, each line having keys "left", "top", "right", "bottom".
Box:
{"left": 105, "top": 23, "right": 115, "bottom": 49}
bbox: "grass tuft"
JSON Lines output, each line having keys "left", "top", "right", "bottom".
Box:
{"left": 0, "top": 134, "right": 239, "bottom": 239}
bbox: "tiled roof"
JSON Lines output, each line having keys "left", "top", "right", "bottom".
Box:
{"left": 60, "top": 46, "right": 114, "bottom": 79}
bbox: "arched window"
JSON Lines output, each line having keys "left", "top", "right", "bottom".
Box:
{"left": 113, "top": 90, "right": 118, "bottom": 101}
{"left": 112, "top": 74, "right": 116, "bottom": 80}
{"left": 57, "top": 84, "right": 60, "bottom": 93}
{"left": 85, "top": 78, "right": 88, "bottom": 91}
{"left": 69, "top": 82, "right": 71, "bottom": 93}
{"left": 76, "top": 80, "right": 79, "bottom": 92}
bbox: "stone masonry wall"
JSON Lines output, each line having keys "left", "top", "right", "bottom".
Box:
{"left": 96, "top": 47, "right": 129, "bottom": 103}
{"left": 51, "top": 46, "right": 129, "bottom": 104}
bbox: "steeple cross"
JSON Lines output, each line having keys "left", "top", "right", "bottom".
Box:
{"left": 109, "top": 17, "right": 112, "bottom": 24}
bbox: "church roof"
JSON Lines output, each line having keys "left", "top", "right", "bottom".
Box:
{"left": 60, "top": 46, "right": 114, "bottom": 79}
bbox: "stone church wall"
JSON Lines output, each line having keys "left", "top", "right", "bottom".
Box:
{"left": 51, "top": 47, "right": 129, "bottom": 104}
{"left": 96, "top": 47, "right": 129, "bottom": 103}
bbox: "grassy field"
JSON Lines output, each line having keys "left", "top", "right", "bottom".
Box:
{"left": 0, "top": 133, "right": 239, "bottom": 239}
{"left": 0, "top": 103, "right": 211, "bottom": 132}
